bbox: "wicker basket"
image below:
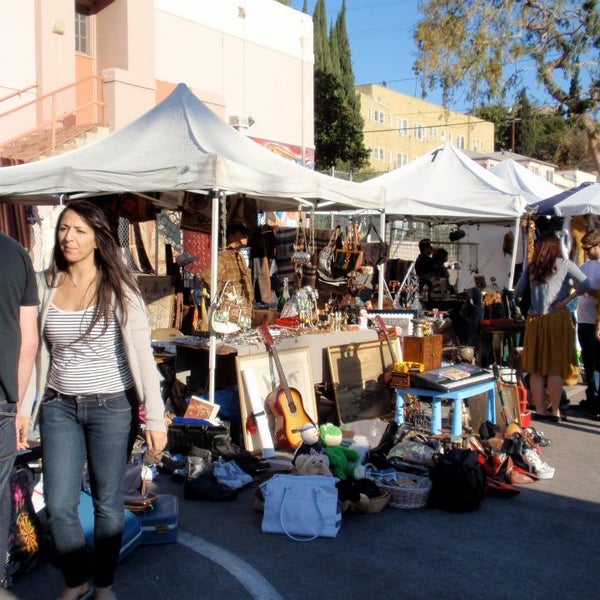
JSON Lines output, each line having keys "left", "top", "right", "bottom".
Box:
{"left": 374, "top": 472, "right": 432, "bottom": 509}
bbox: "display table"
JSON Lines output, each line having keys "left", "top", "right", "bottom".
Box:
{"left": 478, "top": 319, "right": 525, "bottom": 367}
{"left": 172, "top": 328, "right": 380, "bottom": 390}
{"left": 394, "top": 379, "right": 496, "bottom": 437}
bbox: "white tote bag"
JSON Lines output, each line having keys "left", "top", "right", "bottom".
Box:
{"left": 260, "top": 474, "right": 341, "bottom": 541}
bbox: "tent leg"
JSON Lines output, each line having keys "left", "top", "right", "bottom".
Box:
{"left": 207, "top": 189, "right": 221, "bottom": 405}
{"left": 508, "top": 217, "right": 520, "bottom": 290}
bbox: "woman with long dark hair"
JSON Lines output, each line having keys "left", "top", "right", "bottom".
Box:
{"left": 19, "top": 200, "right": 167, "bottom": 600}
{"left": 515, "top": 231, "right": 591, "bottom": 422}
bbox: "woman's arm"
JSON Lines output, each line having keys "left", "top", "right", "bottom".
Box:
{"left": 123, "top": 292, "right": 168, "bottom": 454}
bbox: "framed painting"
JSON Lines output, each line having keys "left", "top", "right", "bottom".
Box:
{"left": 327, "top": 339, "right": 398, "bottom": 424}
{"left": 236, "top": 347, "right": 317, "bottom": 454}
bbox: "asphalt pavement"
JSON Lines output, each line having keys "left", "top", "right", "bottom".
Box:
{"left": 4, "top": 384, "right": 600, "bottom": 600}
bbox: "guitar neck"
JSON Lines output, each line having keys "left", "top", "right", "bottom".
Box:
{"left": 375, "top": 315, "right": 399, "bottom": 365}
{"left": 259, "top": 326, "right": 295, "bottom": 401}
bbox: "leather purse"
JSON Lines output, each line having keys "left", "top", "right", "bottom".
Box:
{"left": 122, "top": 463, "right": 157, "bottom": 514}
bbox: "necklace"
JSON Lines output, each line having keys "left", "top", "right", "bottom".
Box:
{"left": 66, "top": 271, "right": 96, "bottom": 288}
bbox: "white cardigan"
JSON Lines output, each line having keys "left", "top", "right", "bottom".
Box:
{"left": 20, "top": 273, "right": 167, "bottom": 433}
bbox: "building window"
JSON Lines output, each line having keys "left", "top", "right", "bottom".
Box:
{"left": 75, "top": 4, "right": 90, "bottom": 55}
{"left": 373, "top": 146, "right": 384, "bottom": 160}
{"left": 447, "top": 132, "right": 453, "bottom": 143}
{"left": 473, "top": 138, "right": 481, "bottom": 151}
{"left": 397, "top": 153, "right": 408, "bottom": 167}
{"left": 456, "top": 135, "right": 465, "bottom": 149}
{"left": 397, "top": 118, "right": 408, "bottom": 136}
{"left": 415, "top": 123, "right": 426, "bottom": 140}
{"left": 374, "top": 110, "right": 384, "bottom": 124}
{"left": 367, "top": 108, "right": 372, "bottom": 120}
{"left": 441, "top": 130, "right": 446, "bottom": 141}
{"left": 430, "top": 127, "right": 437, "bottom": 139}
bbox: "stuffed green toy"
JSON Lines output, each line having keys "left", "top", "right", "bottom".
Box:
{"left": 319, "top": 423, "right": 366, "bottom": 480}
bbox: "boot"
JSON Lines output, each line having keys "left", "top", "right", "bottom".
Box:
{"left": 184, "top": 447, "right": 238, "bottom": 501}
{"left": 186, "top": 447, "right": 213, "bottom": 481}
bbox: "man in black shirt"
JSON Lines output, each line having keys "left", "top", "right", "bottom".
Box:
{"left": 0, "top": 232, "right": 39, "bottom": 588}
{"left": 415, "top": 238, "right": 436, "bottom": 290}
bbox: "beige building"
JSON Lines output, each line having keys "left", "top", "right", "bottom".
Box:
{"left": 356, "top": 84, "right": 495, "bottom": 173}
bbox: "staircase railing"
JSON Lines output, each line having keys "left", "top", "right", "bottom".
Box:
{"left": 0, "top": 84, "right": 38, "bottom": 106}
{"left": 0, "top": 75, "right": 105, "bottom": 158}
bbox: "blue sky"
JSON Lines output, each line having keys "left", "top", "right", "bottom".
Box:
{"left": 289, "top": 0, "right": 545, "bottom": 113}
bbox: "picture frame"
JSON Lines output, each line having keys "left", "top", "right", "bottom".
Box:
{"left": 327, "top": 339, "right": 398, "bottom": 424}
{"left": 236, "top": 347, "right": 317, "bottom": 453}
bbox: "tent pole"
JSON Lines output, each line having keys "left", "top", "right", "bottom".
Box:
{"left": 207, "top": 188, "right": 220, "bottom": 404}
{"left": 508, "top": 217, "right": 520, "bottom": 290}
{"left": 154, "top": 215, "right": 159, "bottom": 275}
{"left": 378, "top": 210, "right": 385, "bottom": 309}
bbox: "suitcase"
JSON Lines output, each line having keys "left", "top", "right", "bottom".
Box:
{"left": 138, "top": 493, "right": 179, "bottom": 545}
{"left": 78, "top": 491, "right": 142, "bottom": 560}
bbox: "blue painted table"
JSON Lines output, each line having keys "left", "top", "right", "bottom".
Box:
{"left": 394, "top": 380, "right": 496, "bottom": 437}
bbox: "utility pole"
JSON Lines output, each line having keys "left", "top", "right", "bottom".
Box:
{"left": 511, "top": 118, "right": 521, "bottom": 153}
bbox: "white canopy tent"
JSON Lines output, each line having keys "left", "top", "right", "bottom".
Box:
{"left": 363, "top": 144, "right": 530, "bottom": 290}
{"left": 0, "top": 83, "right": 385, "bottom": 402}
{"left": 0, "top": 83, "right": 384, "bottom": 210}
{"left": 490, "top": 158, "right": 562, "bottom": 202}
{"left": 527, "top": 181, "right": 600, "bottom": 216}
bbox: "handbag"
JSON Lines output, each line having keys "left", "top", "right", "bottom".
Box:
{"left": 260, "top": 474, "right": 341, "bottom": 541}
{"left": 6, "top": 467, "right": 42, "bottom": 587}
{"left": 211, "top": 280, "right": 252, "bottom": 334}
{"left": 331, "top": 249, "right": 363, "bottom": 278}
{"left": 122, "top": 462, "right": 158, "bottom": 514}
{"left": 291, "top": 208, "right": 313, "bottom": 267}
{"left": 361, "top": 225, "right": 390, "bottom": 267}
{"left": 317, "top": 226, "right": 342, "bottom": 279}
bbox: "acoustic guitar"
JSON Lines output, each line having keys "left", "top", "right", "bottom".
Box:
{"left": 258, "top": 325, "right": 314, "bottom": 450}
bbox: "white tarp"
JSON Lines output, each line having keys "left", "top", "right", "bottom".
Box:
{"left": 490, "top": 158, "right": 562, "bottom": 201}
{"left": 363, "top": 144, "right": 527, "bottom": 222}
{"left": 0, "top": 83, "right": 384, "bottom": 212}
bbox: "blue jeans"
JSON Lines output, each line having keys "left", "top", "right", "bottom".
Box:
{"left": 577, "top": 323, "right": 600, "bottom": 407}
{"left": 0, "top": 395, "right": 16, "bottom": 586}
{"left": 39, "top": 388, "right": 136, "bottom": 589}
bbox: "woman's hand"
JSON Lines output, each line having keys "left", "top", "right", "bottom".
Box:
{"left": 145, "top": 430, "right": 168, "bottom": 457}
{"left": 15, "top": 416, "right": 30, "bottom": 451}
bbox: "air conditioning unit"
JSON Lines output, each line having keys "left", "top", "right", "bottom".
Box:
{"left": 228, "top": 115, "right": 254, "bottom": 130}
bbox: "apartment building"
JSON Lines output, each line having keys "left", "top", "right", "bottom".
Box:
{"left": 356, "top": 83, "right": 495, "bottom": 172}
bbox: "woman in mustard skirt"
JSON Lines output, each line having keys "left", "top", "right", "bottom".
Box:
{"left": 515, "top": 232, "right": 592, "bottom": 420}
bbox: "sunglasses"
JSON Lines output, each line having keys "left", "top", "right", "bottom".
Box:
{"left": 583, "top": 245, "right": 598, "bottom": 251}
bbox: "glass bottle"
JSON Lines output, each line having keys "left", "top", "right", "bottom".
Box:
{"left": 278, "top": 277, "right": 290, "bottom": 311}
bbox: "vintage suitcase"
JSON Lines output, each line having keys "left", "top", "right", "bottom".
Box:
{"left": 78, "top": 491, "right": 142, "bottom": 560}
{"left": 138, "top": 494, "right": 179, "bottom": 545}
